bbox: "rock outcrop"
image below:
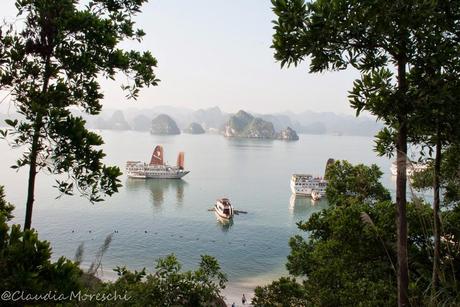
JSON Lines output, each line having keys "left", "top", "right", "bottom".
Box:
{"left": 184, "top": 122, "right": 205, "bottom": 134}
{"left": 224, "top": 110, "right": 298, "bottom": 141}
{"left": 224, "top": 110, "right": 276, "bottom": 139}
{"left": 276, "top": 127, "right": 299, "bottom": 141}
{"left": 150, "top": 114, "right": 180, "bottom": 135}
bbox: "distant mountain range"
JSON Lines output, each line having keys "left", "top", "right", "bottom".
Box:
{"left": 0, "top": 106, "right": 383, "bottom": 137}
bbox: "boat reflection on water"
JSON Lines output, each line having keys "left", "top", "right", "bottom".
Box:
{"left": 125, "top": 178, "right": 187, "bottom": 207}
{"left": 215, "top": 212, "right": 234, "bottom": 232}
{"left": 289, "top": 194, "right": 328, "bottom": 221}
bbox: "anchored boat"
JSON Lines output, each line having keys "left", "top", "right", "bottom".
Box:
{"left": 290, "top": 174, "right": 327, "bottom": 198}
{"left": 214, "top": 198, "right": 234, "bottom": 220}
{"left": 126, "top": 145, "right": 189, "bottom": 179}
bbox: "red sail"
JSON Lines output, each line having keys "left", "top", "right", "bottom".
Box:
{"left": 177, "top": 152, "right": 185, "bottom": 170}
{"left": 150, "top": 145, "right": 164, "bottom": 165}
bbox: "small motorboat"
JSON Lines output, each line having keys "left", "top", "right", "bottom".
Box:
{"left": 311, "top": 190, "right": 322, "bottom": 201}
{"left": 214, "top": 198, "right": 234, "bottom": 220}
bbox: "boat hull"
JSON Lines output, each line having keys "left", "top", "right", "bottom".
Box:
{"left": 214, "top": 210, "right": 233, "bottom": 222}
{"left": 290, "top": 185, "right": 313, "bottom": 196}
{"left": 126, "top": 160, "right": 190, "bottom": 179}
{"left": 127, "top": 170, "right": 189, "bottom": 179}
{"left": 214, "top": 202, "right": 234, "bottom": 220}
{"left": 214, "top": 208, "right": 233, "bottom": 220}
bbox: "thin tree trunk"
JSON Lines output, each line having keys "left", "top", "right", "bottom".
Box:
{"left": 24, "top": 52, "right": 51, "bottom": 230}
{"left": 396, "top": 56, "right": 409, "bottom": 307}
{"left": 396, "top": 121, "right": 409, "bottom": 307}
{"left": 431, "top": 125, "right": 442, "bottom": 301}
{"left": 24, "top": 124, "right": 41, "bottom": 230}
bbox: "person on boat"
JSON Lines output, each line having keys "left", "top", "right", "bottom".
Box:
{"left": 242, "top": 294, "right": 246, "bottom": 305}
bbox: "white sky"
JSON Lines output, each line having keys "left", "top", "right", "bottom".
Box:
{"left": 1, "top": 0, "right": 361, "bottom": 115}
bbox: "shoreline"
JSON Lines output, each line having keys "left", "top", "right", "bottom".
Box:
{"left": 93, "top": 266, "right": 284, "bottom": 306}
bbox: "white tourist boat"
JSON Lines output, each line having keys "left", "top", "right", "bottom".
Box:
{"left": 290, "top": 174, "right": 327, "bottom": 197}
{"left": 126, "top": 145, "right": 189, "bottom": 179}
{"left": 390, "top": 160, "right": 427, "bottom": 177}
{"left": 214, "top": 198, "right": 234, "bottom": 220}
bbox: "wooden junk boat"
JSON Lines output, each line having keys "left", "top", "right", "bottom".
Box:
{"left": 126, "top": 145, "right": 189, "bottom": 179}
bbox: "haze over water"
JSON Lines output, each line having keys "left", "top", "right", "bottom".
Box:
{"left": 1, "top": 131, "right": 396, "bottom": 295}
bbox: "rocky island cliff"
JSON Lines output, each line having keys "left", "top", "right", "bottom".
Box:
{"left": 223, "top": 110, "right": 299, "bottom": 141}
{"left": 277, "top": 126, "right": 299, "bottom": 141}
{"left": 151, "top": 114, "right": 181, "bottom": 135}
{"left": 184, "top": 122, "right": 205, "bottom": 134}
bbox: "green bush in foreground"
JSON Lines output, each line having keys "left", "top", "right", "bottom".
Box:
{"left": 98, "top": 255, "right": 227, "bottom": 307}
{"left": 0, "top": 186, "right": 83, "bottom": 302}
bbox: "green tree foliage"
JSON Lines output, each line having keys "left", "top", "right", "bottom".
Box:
{"left": 271, "top": 1, "right": 460, "bottom": 304}
{"left": 0, "top": 186, "right": 83, "bottom": 303}
{"left": 99, "top": 254, "right": 227, "bottom": 307}
{"left": 411, "top": 145, "right": 460, "bottom": 302}
{"left": 252, "top": 277, "right": 307, "bottom": 307}
{"left": 0, "top": 0, "right": 159, "bottom": 230}
{"left": 439, "top": 146, "right": 460, "bottom": 207}
{"left": 324, "top": 160, "right": 390, "bottom": 206}
{"left": 252, "top": 162, "right": 451, "bottom": 306}
{"left": 407, "top": 6, "right": 460, "bottom": 294}
{"left": 0, "top": 186, "right": 14, "bottom": 222}
{"left": 433, "top": 208, "right": 460, "bottom": 304}
{"left": 412, "top": 145, "right": 460, "bottom": 209}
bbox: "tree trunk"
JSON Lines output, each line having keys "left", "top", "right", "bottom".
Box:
{"left": 396, "top": 57, "right": 409, "bottom": 307}
{"left": 24, "top": 53, "right": 51, "bottom": 230}
{"left": 431, "top": 126, "right": 442, "bottom": 300}
{"left": 24, "top": 122, "right": 42, "bottom": 230}
{"left": 396, "top": 121, "right": 409, "bottom": 307}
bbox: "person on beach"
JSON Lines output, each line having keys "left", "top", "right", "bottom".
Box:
{"left": 242, "top": 294, "right": 246, "bottom": 305}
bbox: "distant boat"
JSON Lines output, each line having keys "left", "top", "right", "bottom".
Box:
{"left": 126, "top": 145, "right": 190, "bottom": 179}
{"left": 214, "top": 198, "right": 234, "bottom": 220}
{"left": 311, "top": 190, "right": 322, "bottom": 201}
{"left": 290, "top": 174, "right": 327, "bottom": 198}
{"left": 390, "top": 160, "right": 427, "bottom": 177}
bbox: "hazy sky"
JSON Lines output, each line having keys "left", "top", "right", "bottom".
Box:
{"left": 1, "top": 0, "right": 361, "bottom": 115}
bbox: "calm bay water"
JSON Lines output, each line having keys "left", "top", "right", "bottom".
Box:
{"left": 1, "top": 131, "right": 395, "bottom": 293}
